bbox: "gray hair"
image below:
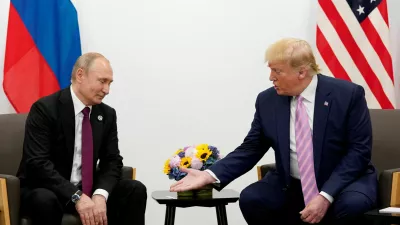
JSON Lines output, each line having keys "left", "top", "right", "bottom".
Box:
{"left": 71, "top": 52, "right": 109, "bottom": 81}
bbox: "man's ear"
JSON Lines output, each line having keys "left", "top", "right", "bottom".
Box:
{"left": 75, "top": 68, "right": 84, "bottom": 83}
{"left": 298, "top": 67, "right": 307, "bottom": 79}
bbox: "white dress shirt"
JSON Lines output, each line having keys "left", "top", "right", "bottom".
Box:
{"left": 70, "top": 87, "right": 109, "bottom": 200}
{"left": 206, "top": 75, "right": 333, "bottom": 203}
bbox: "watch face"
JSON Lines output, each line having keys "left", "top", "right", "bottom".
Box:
{"left": 72, "top": 194, "right": 80, "bottom": 203}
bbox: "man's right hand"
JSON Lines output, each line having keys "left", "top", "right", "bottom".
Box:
{"left": 170, "top": 167, "right": 216, "bottom": 192}
{"left": 75, "top": 194, "right": 97, "bottom": 225}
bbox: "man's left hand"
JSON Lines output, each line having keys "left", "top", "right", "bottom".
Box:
{"left": 299, "top": 194, "right": 331, "bottom": 224}
{"left": 92, "top": 195, "right": 108, "bottom": 225}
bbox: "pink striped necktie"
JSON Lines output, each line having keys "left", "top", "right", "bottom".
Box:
{"left": 295, "top": 96, "right": 319, "bottom": 205}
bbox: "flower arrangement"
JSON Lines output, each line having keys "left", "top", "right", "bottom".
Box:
{"left": 164, "top": 144, "right": 222, "bottom": 181}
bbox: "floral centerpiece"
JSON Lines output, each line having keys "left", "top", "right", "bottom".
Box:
{"left": 163, "top": 144, "right": 222, "bottom": 197}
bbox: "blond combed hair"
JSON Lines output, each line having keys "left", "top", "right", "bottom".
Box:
{"left": 71, "top": 52, "right": 109, "bottom": 82}
{"left": 265, "top": 38, "right": 320, "bottom": 74}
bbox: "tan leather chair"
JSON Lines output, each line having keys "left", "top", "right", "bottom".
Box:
{"left": 0, "top": 113, "right": 136, "bottom": 225}
{"left": 257, "top": 109, "right": 400, "bottom": 208}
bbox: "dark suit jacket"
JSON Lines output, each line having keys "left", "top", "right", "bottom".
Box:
{"left": 209, "top": 74, "right": 377, "bottom": 202}
{"left": 17, "top": 87, "right": 123, "bottom": 204}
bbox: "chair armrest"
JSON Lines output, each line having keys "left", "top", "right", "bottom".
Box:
{"left": 121, "top": 166, "right": 136, "bottom": 180}
{"left": 257, "top": 163, "right": 276, "bottom": 180}
{"left": 0, "top": 174, "right": 20, "bottom": 225}
{"left": 378, "top": 168, "right": 400, "bottom": 208}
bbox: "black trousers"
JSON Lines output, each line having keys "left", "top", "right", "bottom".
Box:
{"left": 20, "top": 179, "right": 147, "bottom": 225}
{"left": 239, "top": 177, "right": 375, "bottom": 225}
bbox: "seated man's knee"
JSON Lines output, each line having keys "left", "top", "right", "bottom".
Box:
{"left": 121, "top": 179, "right": 147, "bottom": 200}
{"left": 239, "top": 183, "right": 282, "bottom": 212}
{"left": 28, "top": 188, "right": 62, "bottom": 213}
{"left": 331, "top": 191, "right": 374, "bottom": 219}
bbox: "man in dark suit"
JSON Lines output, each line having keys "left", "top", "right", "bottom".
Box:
{"left": 170, "top": 38, "right": 377, "bottom": 225}
{"left": 17, "top": 52, "right": 147, "bottom": 225}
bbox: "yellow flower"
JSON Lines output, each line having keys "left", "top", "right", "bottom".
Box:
{"left": 180, "top": 157, "right": 192, "bottom": 168}
{"left": 174, "top": 149, "right": 183, "bottom": 155}
{"left": 164, "top": 159, "right": 171, "bottom": 174}
{"left": 196, "top": 147, "right": 212, "bottom": 161}
{"left": 196, "top": 144, "right": 209, "bottom": 152}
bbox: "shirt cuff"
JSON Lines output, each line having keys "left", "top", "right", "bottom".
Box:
{"left": 205, "top": 169, "right": 220, "bottom": 183}
{"left": 93, "top": 189, "right": 109, "bottom": 201}
{"left": 319, "top": 191, "right": 334, "bottom": 203}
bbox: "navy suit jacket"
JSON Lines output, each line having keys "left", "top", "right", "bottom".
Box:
{"left": 209, "top": 74, "right": 377, "bottom": 201}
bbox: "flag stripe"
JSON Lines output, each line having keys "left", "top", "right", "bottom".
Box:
{"left": 368, "top": 6, "right": 390, "bottom": 51}
{"left": 377, "top": 0, "right": 389, "bottom": 27}
{"left": 361, "top": 17, "right": 393, "bottom": 83}
{"left": 10, "top": 0, "right": 81, "bottom": 88}
{"left": 319, "top": 0, "right": 393, "bottom": 109}
{"left": 316, "top": 26, "right": 352, "bottom": 82}
{"left": 314, "top": 46, "right": 334, "bottom": 78}
{"left": 316, "top": 4, "right": 381, "bottom": 108}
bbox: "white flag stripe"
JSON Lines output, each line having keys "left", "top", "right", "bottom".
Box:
{"left": 317, "top": 4, "right": 381, "bottom": 109}
{"left": 333, "top": 0, "right": 395, "bottom": 106}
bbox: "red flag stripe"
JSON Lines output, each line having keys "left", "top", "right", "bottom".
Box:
{"left": 361, "top": 17, "right": 393, "bottom": 83}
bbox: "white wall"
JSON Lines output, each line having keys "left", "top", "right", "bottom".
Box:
{"left": 0, "top": 1, "right": 399, "bottom": 224}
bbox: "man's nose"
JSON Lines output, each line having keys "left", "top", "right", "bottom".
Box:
{"left": 103, "top": 84, "right": 110, "bottom": 95}
{"left": 269, "top": 73, "right": 275, "bottom": 81}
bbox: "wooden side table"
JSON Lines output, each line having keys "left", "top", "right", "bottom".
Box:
{"left": 152, "top": 189, "right": 240, "bottom": 225}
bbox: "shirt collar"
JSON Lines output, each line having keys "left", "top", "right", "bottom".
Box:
{"left": 298, "top": 75, "right": 318, "bottom": 103}
{"left": 70, "top": 86, "right": 92, "bottom": 116}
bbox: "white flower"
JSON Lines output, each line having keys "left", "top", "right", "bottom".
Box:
{"left": 191, "top": 157, "right": 203, "bottom": 170}
{"left": 185, "top": 146, "right": 197, "bottom": 157}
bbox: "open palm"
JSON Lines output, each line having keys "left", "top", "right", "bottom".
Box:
{"left": 170, "top": 168, "right": 216, "bottom": 192}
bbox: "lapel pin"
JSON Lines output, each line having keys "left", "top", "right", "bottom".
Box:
{"left": 97, "top": 115, "right": 103, "bottom": 121}
{"left": 324, "top": 101, "right": 329, "bottom": 106}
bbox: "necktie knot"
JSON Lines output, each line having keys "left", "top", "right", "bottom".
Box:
{"left": 297, "top": 96, "right": 304, "bottom": 102}
{"left": 82, "top": 107, "right": 90, "bottom": 117}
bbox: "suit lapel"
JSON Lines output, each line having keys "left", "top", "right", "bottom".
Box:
{"left": 90, "top": 105, "right": 103, "bottom": 160}
{"left": 59, "top": 88, "right": 76, "bottom": 164}
{"left": 313, "top": 75, "right": 332, "bottom": 179}
{"left": 276, "top": 95, "right": 291, "bottom": 184}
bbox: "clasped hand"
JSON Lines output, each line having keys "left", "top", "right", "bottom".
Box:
{"left": 75, "top": 194, "right": 107, "bottom": 225}
{"left": 299, "top": 195, "right": 330, "bottom": 224}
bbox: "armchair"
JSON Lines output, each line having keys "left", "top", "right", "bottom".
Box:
{"left": 257, "top": 109, "right": 400, "bottom": 209}
{"left": 0, "top": 113, "right": 136, "bottom": 225}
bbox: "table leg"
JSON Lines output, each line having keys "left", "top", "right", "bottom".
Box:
{"left": 216, "top": 204, "right": 228, "bottom": 225}
{"left": 164, "top": 205, "right": 176, "bottom": 225}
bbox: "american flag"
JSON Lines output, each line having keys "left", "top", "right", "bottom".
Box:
{"left": 316, "top": 0, "right": 394, "bottom": 109}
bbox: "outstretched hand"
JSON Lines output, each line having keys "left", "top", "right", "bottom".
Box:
{"left": 170, "top": 167, "right": 216, "bottom": 192}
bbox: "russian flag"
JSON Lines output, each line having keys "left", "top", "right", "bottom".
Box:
{"left": 3, "top": 0, "right": 81, "bottom": 113}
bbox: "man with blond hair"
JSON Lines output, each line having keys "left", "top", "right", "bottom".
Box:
{"left": 170, "top": 38, "right": 377, "bottom": 224}
{"left": 17, "top": 52, "right": 147, "bottom": 225}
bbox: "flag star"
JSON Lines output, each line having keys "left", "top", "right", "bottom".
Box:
{"left": 356, "top": 5, "right": 365, "bottom": 15}
{"left": 371, "top": 0, "right": 376, "bottom": 3}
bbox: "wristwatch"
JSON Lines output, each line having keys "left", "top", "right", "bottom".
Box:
{"left": 71, "top": 190, "right": 82, "bottom": 204}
